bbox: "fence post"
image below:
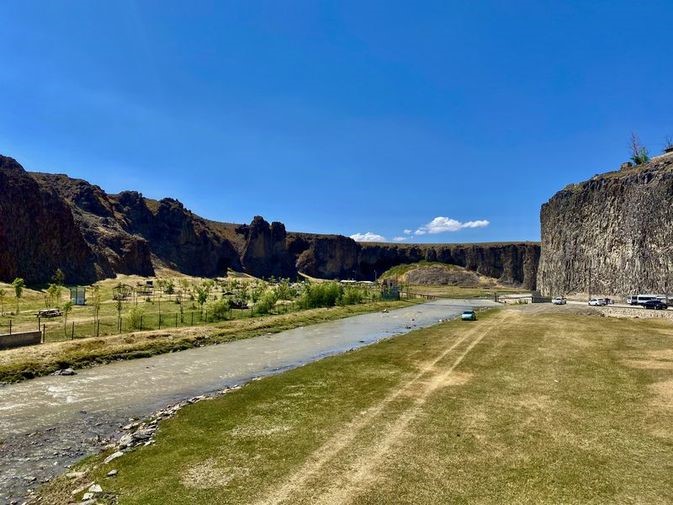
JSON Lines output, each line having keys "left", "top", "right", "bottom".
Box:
{"left": 159, "top": 313, "right": 162, "bottom": 329}
{"left": 175, "top": 313, "right": 178, "bottom": 328}
{"left": 42, "top": 324, "right": 46, "bottom": 344}
{"left": 140, "top": 315, "right": 143, "bottom": 331}
{"left": 37, "top": 315, "right": 41, "bottom": 330}
{"left": 96, "top": 320, "right": 100, "bottom": 338}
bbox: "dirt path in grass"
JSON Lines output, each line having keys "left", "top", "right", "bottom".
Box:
{"left": 257, "top": 310, "right": 512, "bottom": 505}
{"left": 1, "top": 299, "right": 499, "bottom": 504}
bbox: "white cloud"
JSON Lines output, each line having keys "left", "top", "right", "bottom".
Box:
{"left": 393, "top": 236, "right": 407, "bottom": 242}
{"left": 350, "top": 232, "right": 386, "bottom": 242}
{"left": 403, "top": 229, "right": 412, "bottom": 235}
{"left": 414, "top": 216, "right": 489, "bottom": 235}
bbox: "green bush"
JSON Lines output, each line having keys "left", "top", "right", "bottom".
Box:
{"left": 128, "top": 306, "right": 144, "bottom": 330}
{"left": 299, "top": 282, "right": 344, "bottom": 309}
{"left": 208, "top": 299, "right": 232, "bottom": 321}
{"left": 254, "top": 289, "right": 278, "bottom": 315}
{"left": 339, "top": 286, "right": 366, "bottom": 306}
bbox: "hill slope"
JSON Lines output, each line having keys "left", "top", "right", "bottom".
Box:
{"left": 0, "top": 154, "right": 540, "bottom": 288}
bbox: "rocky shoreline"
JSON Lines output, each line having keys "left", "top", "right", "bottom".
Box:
{"left": 5, "top": 384, "right": 244, "bottom": 505}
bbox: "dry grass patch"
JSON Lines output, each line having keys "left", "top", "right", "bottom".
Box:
{"left": 37, "top": 307, "right": 673, "bottom": 504}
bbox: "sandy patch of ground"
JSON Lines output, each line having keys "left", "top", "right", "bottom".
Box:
{"left": 181, "top": 459, "right": 250, "bottom": 489}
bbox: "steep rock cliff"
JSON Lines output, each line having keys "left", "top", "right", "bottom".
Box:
{"left": 358, "top": 242, "right": 539, "bottom": 289}
{"left": 0, "top": 156, "right": 99, "bottom": 284}
{"left": 0, "top": 154, "right": 540, "bottom": 287}
{"left": 538, "top": 153, "right": 673, "bottom": 296}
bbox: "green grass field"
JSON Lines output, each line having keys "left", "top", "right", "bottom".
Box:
{"left": 0, "top": 272, "right": 386, "bottom": 343}
{"left": 41, "top": 306, "right": 673, "bottom": 504}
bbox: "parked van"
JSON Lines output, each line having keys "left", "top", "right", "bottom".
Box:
{"left": 636, "top": 294, "right": 659, "bottom": 305}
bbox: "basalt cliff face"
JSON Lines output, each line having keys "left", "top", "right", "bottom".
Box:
{"left": 0, "top": 155, "right": 539, "bottom": 287}
{"left": 538, "top": 152, "right": 673, "bottom": 296}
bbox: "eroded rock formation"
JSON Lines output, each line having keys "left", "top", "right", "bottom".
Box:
{"left": 537, "top": 152, "right": 673, "bottom": 296}
{"left": 0, "top": 154, "right": 540, "bottom": 288}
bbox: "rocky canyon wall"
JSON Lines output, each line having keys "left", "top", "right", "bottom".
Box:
{"left": 538, "top": 153, "right": 673, "bottom": 296}
{"left": 0, "top": 154, "right": 539, "bottom": 288}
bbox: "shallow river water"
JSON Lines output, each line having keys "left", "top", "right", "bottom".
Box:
{"left": 0, "top": 298, "right": 497, "bottom": 503}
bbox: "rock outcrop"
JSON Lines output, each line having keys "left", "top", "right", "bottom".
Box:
{"left": 537, "top": 152, "right": 673, "bottom": 296}
{"left": 0, "top": 154, "right": 540, "bottom": 288}
{"left": 0, "top": 157, "right": 99, "bottom": 284}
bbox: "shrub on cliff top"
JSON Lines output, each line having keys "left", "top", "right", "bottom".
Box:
{"left": 629, "top": 133, "right": 650, "bottom": 165}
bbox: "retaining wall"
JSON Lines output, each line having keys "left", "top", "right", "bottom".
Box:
{"left": 0, "top": 330, "right": 42, "bottom": 350}
{"left": 602, "top": 307, "right": 673, "bottom": 320}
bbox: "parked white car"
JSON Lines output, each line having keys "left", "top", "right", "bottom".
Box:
{"left": 588, "top": 298, "right": 607, "bottom": 306}
{"left": 552, "top": 297, "right": 566, "bottom": 305}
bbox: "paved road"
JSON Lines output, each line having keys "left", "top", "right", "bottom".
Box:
{"left": 0, "top": 298, "right": 498, "bottom": 503}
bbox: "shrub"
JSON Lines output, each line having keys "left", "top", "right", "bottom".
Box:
{"left": 299, "top": 282, "right": 343, "bottom": 309}
{"left": 208, "top": 299, "right": 232, "bottom": 321}
{"left": 128, "top": 306, "right": 144, "bottom": 330}
{"left": 254, "top": 289, "right": 278, "bottom": 315}
{"left": 339, "top": 286, "right": 366, "bottom": 306}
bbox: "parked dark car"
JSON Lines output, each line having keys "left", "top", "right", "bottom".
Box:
{"left": 643, "top": 299, "right": 668, "bottom": 310}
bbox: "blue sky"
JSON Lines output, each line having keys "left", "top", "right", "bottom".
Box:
{"left": 1, "top": 1, "right": 671, "bottom": 243}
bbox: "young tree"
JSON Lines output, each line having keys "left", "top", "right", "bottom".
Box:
{"left": 630, "top": 133, "right": 650, "bottom": 165}
{"left": 12, "top": 278, "right": 24, "bottom": 314}
{"left": 0, "top": 288, "right": 5, "bottom": 316}
{"left": 52, "top": 268, "right": 65, "bottom": 286}
{"left": 195, "top": 285, "right": 209, "bottom": 315}
{"left": 179, "top": 278, "right": 190, "bottom": 295}
{"left": 665, "top": 136, "right": 673, "bottom": 152}
{"left": 165, "top": 279, "right": 175, "bottom": 297}
{"left": 47, "top": 283, "right": 62, "bottom": 306}
{"left": 90, "top": 284, "right": 102, "bottom": 325}
{"left": 62, "top": 301, "right": 73, "bottom": 337}
{"left": 116, "top": 297, "right": 123, "bottom": 331}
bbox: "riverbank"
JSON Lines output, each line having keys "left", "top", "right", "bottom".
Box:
{"left": 2, "top": 299, "right": 489, "bottom": 503}
{"left": 0, "top": 299, "right": 418, "bottom": 384}
{"left": 36, "top": 305, "right": 673, "bottom": 504}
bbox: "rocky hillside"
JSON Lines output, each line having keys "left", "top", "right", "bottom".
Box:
{"left": 380, "top": 262, "right": 482, "bottom": 287}
{"left": 0, "top": 154, "right": 540, "bottom": 288}
{"left": 538, "top": 152, "right": 673, "bottom": 296}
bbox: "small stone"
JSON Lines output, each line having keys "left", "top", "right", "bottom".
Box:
{"left": 66, "top": 471, "right": 85, "bottom": 479}
{"left": 118, "top": 434, "right": 133, "bottom": 447}
{"left": 82, "top": 492, "right": 94, "bottom": 500}
{"left": 107, "top": 469, "right": 118, "bottom": 477}
{"left": 54, "top": 367, "right": 76, "bottom": 376}
{"left": 104, "top": 451, "right": 124, "bottom": 464}
{"left": 71, "top": 482, "right": 94, "bottom": 496}
{"left": 132, "top": 428, "right": 153, "bottom": 441}
{"left": 88, "top": 483, "right": 103, "bottom": 493}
